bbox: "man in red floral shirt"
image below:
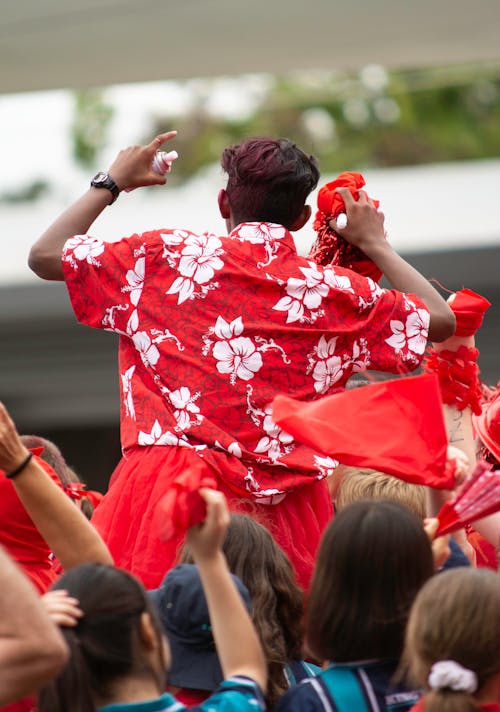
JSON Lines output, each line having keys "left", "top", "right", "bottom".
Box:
{"left": 29, "top": 131, "right": 455, "bottom": 589}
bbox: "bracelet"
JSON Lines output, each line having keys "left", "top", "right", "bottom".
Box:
{"left": 422, "top": 345, "right": 483, "bottom": 415}
{"left": 5, "top": 452, "right": 33, "bottom": 479}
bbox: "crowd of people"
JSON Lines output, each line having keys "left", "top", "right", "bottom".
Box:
{"left": 1, "top": 131, "right": 499, "bottom": 712}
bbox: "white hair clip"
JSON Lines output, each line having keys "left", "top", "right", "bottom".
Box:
{"left": 428, "top": 660, "right": 478, "bottom": 694}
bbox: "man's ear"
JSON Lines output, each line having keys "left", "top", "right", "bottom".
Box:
{"left": 218, "top": 189, "right": 230, "bottom": 219}
{"left": 289, "top": 204, "right": 311, "bottom": 231}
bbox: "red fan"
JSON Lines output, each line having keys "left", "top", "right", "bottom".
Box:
{"left": 436, "top": 460, "right": 500, "bottom": 536}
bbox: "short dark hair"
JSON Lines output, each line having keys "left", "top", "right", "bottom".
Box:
{"left": 221, "top": 137, "right": 319, "bottom": 228}
{"left": 307, "top": 500, "right": 434, "bottom": 663}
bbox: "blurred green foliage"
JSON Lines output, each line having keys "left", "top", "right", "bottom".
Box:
{"left": 148, "top": 63, "right": 500, "bottom": 181}
{"left": 71, "top": 90, "right": 114, "bottom": 168}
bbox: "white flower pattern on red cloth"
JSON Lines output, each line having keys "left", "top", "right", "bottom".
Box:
{"left": 62, "top": 222, "right": 430, "bottom": 499}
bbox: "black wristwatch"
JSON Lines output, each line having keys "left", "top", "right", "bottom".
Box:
{"left": 90, "top": 171, "right": 120, "bottom": 204}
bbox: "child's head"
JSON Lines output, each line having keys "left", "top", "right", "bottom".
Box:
{"left": 183, "top": 512, "right": 303, "bottom": 706}
{"left": 335, "top": 466, "right": 426, "bottom": 519}
{"left": 39, "top": 563, "right": 168, "bottom": 712}
{"left": 403, "top": 567, "right": 500, "bottom": 712}
{"left": 307, "top": 499, "right": 434, "bottom": 663}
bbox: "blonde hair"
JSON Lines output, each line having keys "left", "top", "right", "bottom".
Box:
{"left": 402, "top": 568, "right": 500, "bottom": 712}
{"left": 335, "top": 466, "right": 426, "bottom": 519}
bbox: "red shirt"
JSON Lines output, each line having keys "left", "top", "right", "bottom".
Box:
{"left": 62, "top": 222, "right": 429, "bottom": 499}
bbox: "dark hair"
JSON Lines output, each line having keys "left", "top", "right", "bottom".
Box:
{"left": 307, "top": 500, "right": 434, "bottom": 663}
{"left": 403, "top": 568, "right": 500, "bottom": 712}
{"left": 38, "top": 564, "right": 166, "bottom": 712}
{"left": 183, "top": 513, "right": 304, "bottom": 707}
{"left": 20, "top": 435, "right": 95, "bottom": 519}
{"left": 221, "top": 137, "right": 319, "bottom": 228}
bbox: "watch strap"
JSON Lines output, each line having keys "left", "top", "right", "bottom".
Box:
{"left": 90, "top": 172, "right": 120, "bottom": 204}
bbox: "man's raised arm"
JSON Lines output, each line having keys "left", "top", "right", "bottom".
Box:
{"left": 28, "top": 131, "right": 176, "bottom": 281}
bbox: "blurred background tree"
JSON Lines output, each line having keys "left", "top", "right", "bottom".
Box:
{"left": 147, "top": 62, "right": 500, "bottom": 182}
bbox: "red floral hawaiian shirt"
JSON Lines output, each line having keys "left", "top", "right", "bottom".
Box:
{"left": 62, "top": 222, "right": 430, "bottom": 500}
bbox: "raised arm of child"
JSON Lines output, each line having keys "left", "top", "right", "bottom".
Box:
{"left": 186, "top": 488, "right": 267, "bottom": 693}
{"left": 0, "top": 545, "right": 68, "bottom": 705}
{"left": 0, "top": 402, "right": 112, "bottom": 569}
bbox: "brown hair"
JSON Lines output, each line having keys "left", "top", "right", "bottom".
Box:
{"left": 20, "top": 436, "right": 95, "bottom": 519}
{"left": 38, "top": 564, "right": 166, "bottom": 712}
{"left": 307, "top": 499, "right": 434, "bottom": 663}
{"left": 221, "top": 137, "right": 319, "bottom": 229}
{"left": 402, "top": 567, "right": 500, "bottom": 712}
{"left": 183, "top": 513, "right": 304, "bottom": 707}
{"left": 335, "top": 467, "right": 426, "bottom": 519}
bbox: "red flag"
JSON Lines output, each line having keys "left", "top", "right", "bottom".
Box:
{"left": 272, "top": 373, "right": 452, "bottom": 488}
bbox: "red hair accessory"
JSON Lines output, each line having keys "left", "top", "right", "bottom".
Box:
{"left": 309, "top": 171, "right": 383, "bottom": 282}
{"left": 423, "top": 345, "right": 483, "bottom": 415}
{"left": 64, "top": 482, "right": 87, "bottom": 501}
{"left": 435, "top": 460, "right": 500, "bottom": 536}
{"left": 272, "top": 373, "right": 451, "bottom": 488}
{"left": 448, "top": 288, "right": 491, "bottom": 337}
{"left": 155, "top": 462, "right": 217, "bottom": 541}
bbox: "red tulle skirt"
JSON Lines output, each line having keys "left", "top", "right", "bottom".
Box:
{"left": 91, "top": 445, "right": 333, "bottom": 590}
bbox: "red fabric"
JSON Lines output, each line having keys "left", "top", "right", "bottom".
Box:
{"left": 423, "top": 345, "right": 483, "bottom": 415}
{"left": 272, "top": 374, "right": 451, "bottom": 489}
{"left": 473, "top": 389, "right": 500, "bottom": 463}
{"left": 155, "top": 463, "right": 217, "bottom": 541}
{"left": 436, "top": 460, "right": 500, "bottom": 536}
{"left": 410, "top": 703, "right": 500, "bottom": 712}
{"left": 0, "top": 453, "right": 63, "bottom": 593}
{"left": 449, "top": 288, "right": 491, "bottom": 337}
{"left": 92, "top": 444, "right": 332, "bottom": 591}
{"left": 173, "top": 689, "right": 210, "bottom": 706}
{"left": 309, "top": 172, "right": 383, "bottom": 282}
{"left": 0, "top": 698, "right": 35, "bottom": 712}
{"left": 64, "top": 222, "right": 428, "bottom": 588}
{"left": 85, "top": 489, "right": 104, "bottom": 509}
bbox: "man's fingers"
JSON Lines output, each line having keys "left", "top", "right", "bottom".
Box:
{"left": 147, "top": 130, "right": 177, "bottom": 152}
{"left": 334, "top": 187, "right": 355, "bottom": 207}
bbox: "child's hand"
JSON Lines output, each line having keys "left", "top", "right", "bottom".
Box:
{"left": 424, "top": 517, "right": 451, "bottom": 570}
{"left": 185, "top": 488, "right": 230, "bottom": 562}
{"left": 41, "top": 589, "right": 83, "bottom": 627}
{"left": 447, "top": 445, "right": 470, "bottom": 485}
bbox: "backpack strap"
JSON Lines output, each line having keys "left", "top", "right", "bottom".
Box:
{"left": 319, "top": 665, "right": 371, "bottom": 712}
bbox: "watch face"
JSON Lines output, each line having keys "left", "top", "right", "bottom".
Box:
{"left": 92, "top": 171, "right": 108, "bottom": 185}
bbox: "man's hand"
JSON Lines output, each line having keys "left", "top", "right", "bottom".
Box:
{"left": 330, "top": 188, "right": 385, "bottom": 253}
{"left": 108, "top": 130, "right": 177, "bottom": 191}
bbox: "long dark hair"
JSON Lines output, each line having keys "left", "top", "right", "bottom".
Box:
{"left": 307, "top": 499, "right": 434, "bottom": 663}
{"left": 183, "top": 513, "right": 304, "bottom": 707}
{"left": 38, "top": 563, "right": 166, "bottom": 712}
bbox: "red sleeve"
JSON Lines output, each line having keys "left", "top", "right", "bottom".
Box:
{"left": 321, "top": 266, "right": 430, "bottom": 374}
{"left": 61, "top": 231, "right": 149, "bottom": 333}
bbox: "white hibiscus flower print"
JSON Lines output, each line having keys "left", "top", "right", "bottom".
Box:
{"left": 214, "top": 316, "right": 243, "bottom": 340}
{"left": 314, "top": 455, "right": 339, "bottom": 477}
{"left": 123, "top": 256, "right": 145, "bottom": 306}
{"left": 254, "top": 409, "right": 294, "bottom": 462}
{"left": 178, "top": 234, "right": 224, "bottom": 284}
{"left": 214, "top": 440, "right": 243, "bottom": 459}
{"left": 273, "top": 263, "right": 329, "bottom": 324}
{"left": 213, "top": 337, "right": 263, "bottom": 384}
{"left": 323, "top": 267, "right": 355, "bottom": 294}
{"left": 234, "top": 222, "right": 286, "bottom": 244}
{"left": 138, "top": 419, "right": 179, "bottom": 446}
{"left": 310, "top": 336, "right": 345, "bottom": 394}
{"left": 168, "top": 386, "right": 203, "bottom": 431}
{"left": 132, "top": 331, "right": 160, "bottom": 367}
{"left": 385, "top": 309, "right": 429, "bottom": 355}
{"left": 64, "top": 235, "right": 104, "bottom": 268}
